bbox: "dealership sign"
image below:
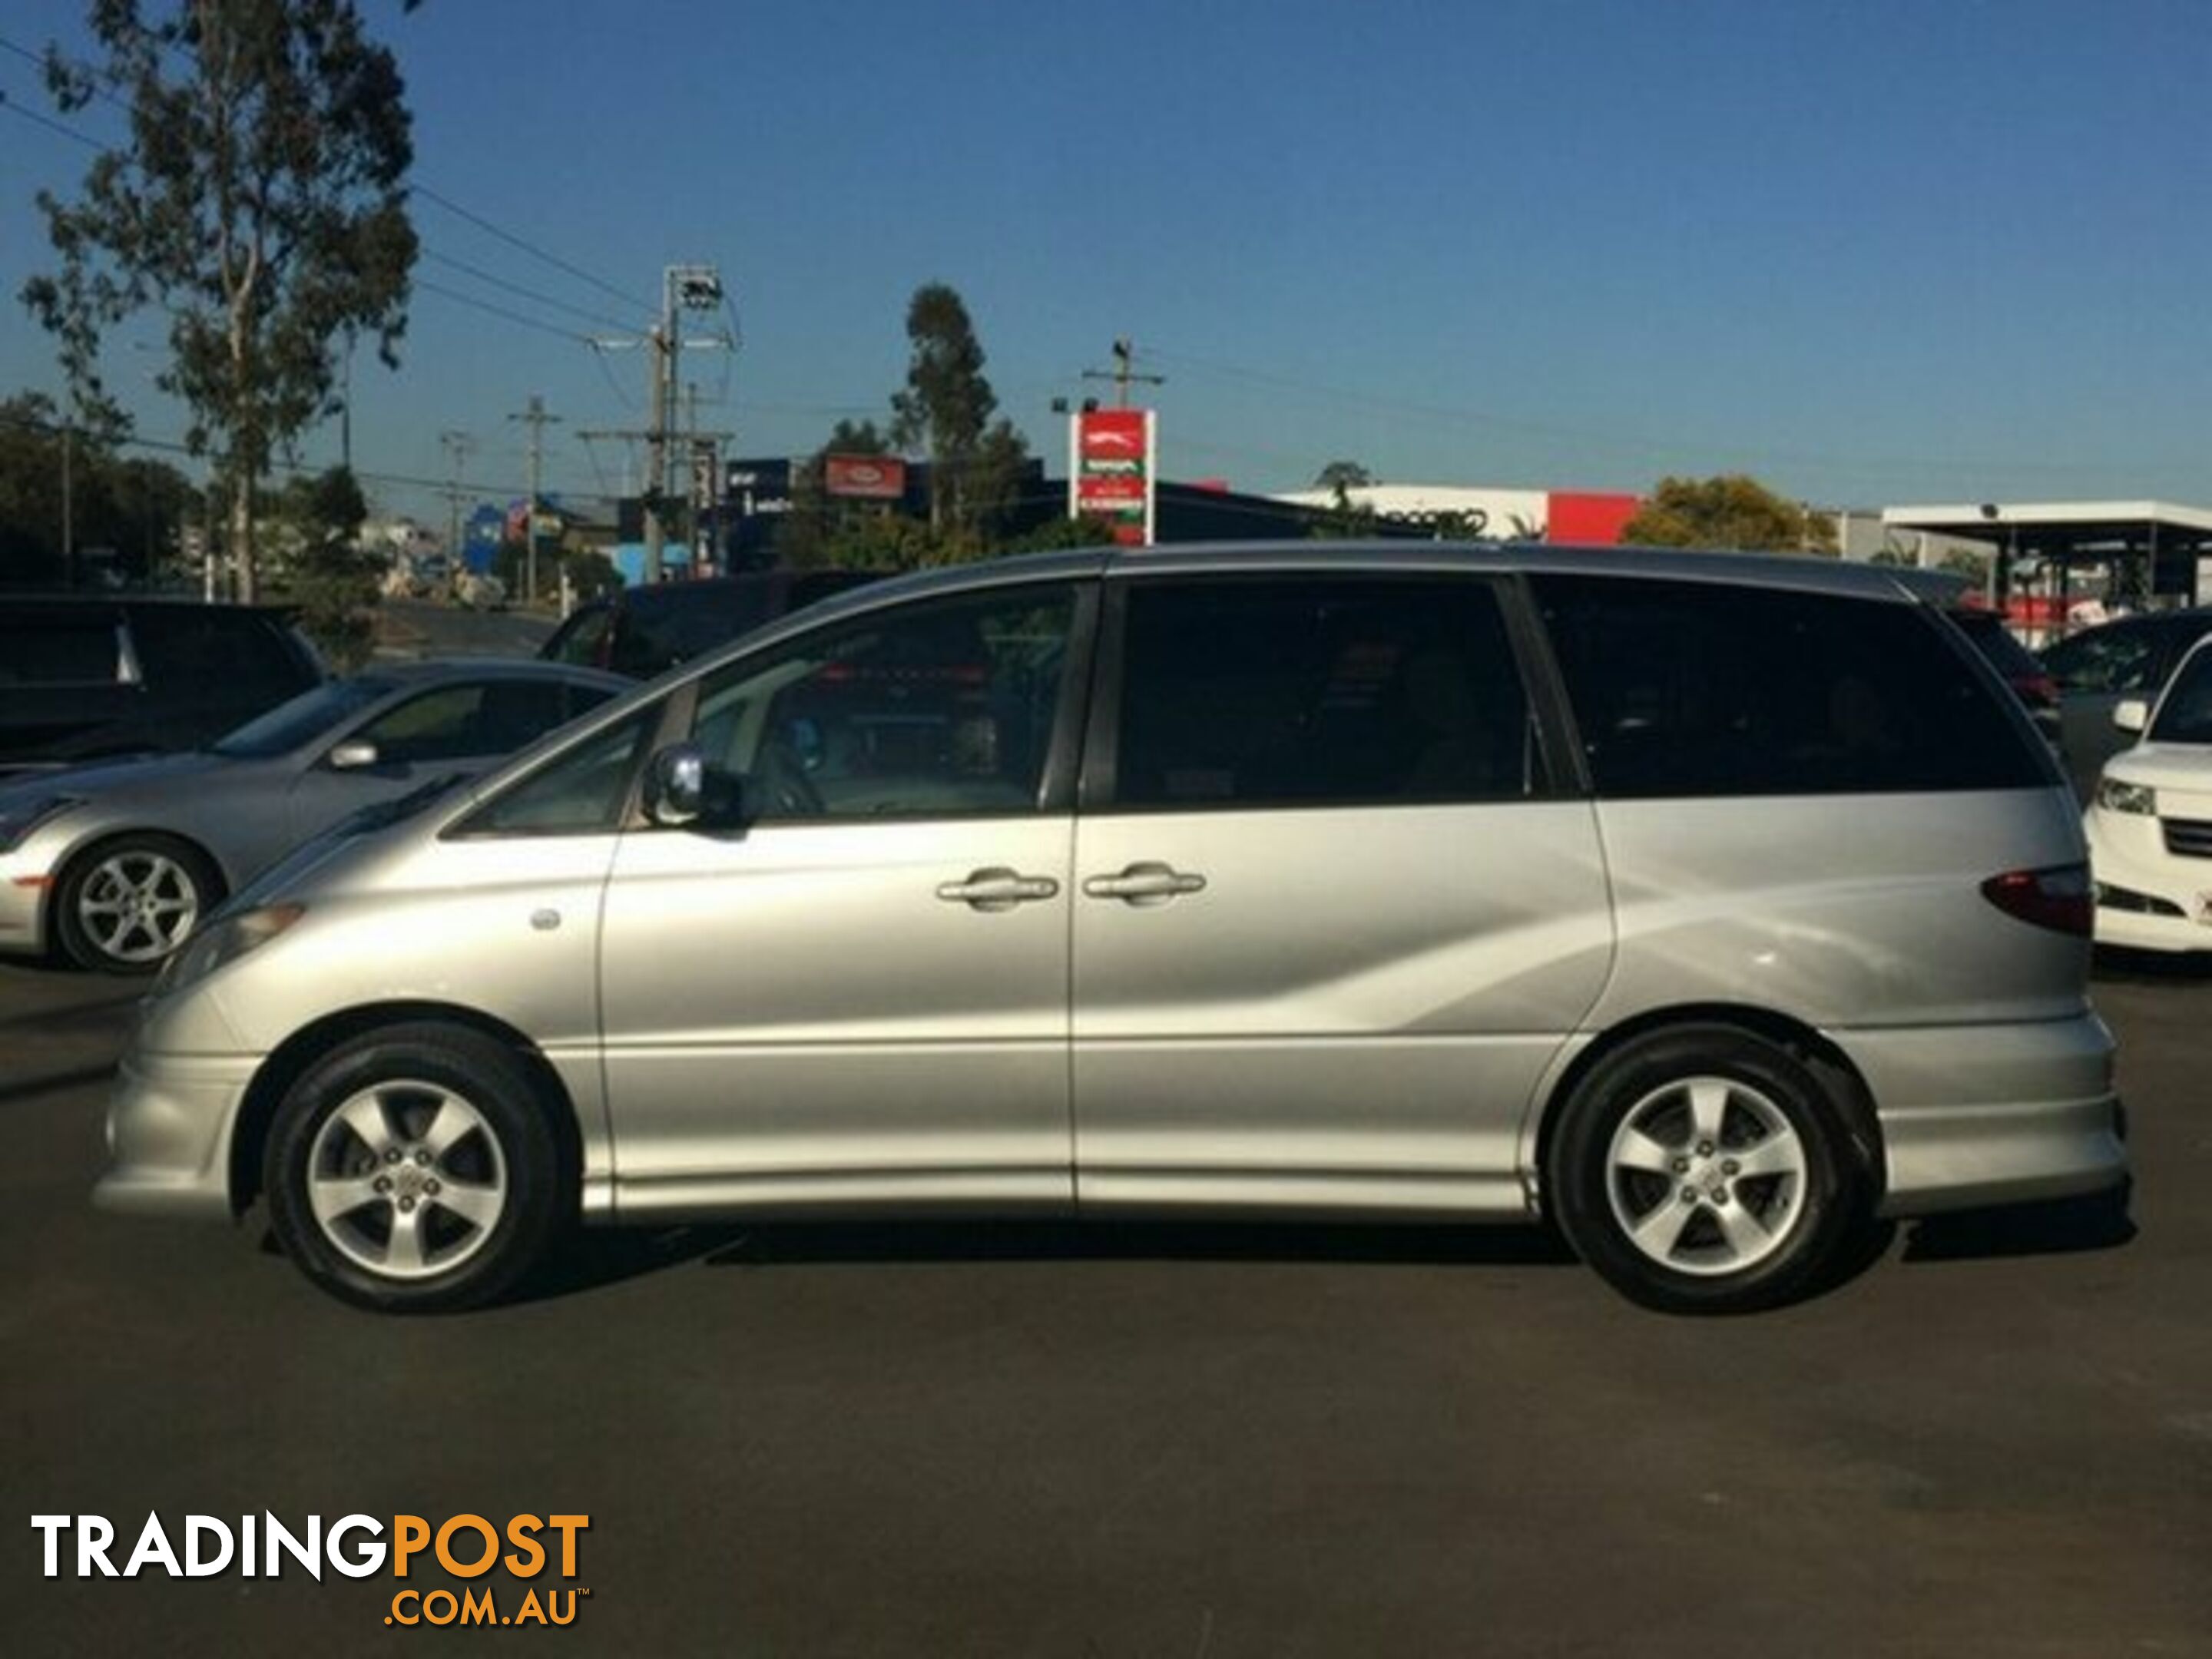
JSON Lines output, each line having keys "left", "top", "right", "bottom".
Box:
{"left": 823, "top": 454, "right": 908, "bottom": 502}
{"left": 1071, "top": 408, "right": 1156, "bottom": 546}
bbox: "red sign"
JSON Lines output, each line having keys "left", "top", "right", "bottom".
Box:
{"left": 1072, "top": 409, "right": 1154, "bottom": 546}
{"left": 824, "top": 454, "right": 907, "bottom": 501}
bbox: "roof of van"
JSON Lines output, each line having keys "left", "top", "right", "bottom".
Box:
{"left": 783, "top": 540, "right": 1966, "bottom": 621}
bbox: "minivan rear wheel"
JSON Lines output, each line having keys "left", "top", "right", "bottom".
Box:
{"left": 263, "top": 1023, "right": 566, "bottom": 1313}
{"left": 1548, "top": 1026, "right": 1860, "bottom": 1313}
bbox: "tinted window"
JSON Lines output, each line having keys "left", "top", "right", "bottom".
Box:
{"left": 0, "top": 612, "right": 121, "bottom": 686}
{"left": 1949, "top": 611, "right": 2043, "bottom": 683}
{"left": 1533, "top": 575, "right": 2049, "bottom": 797}
{"left": 629, "top": 585, "right": 774, "bottom": 674}
{"left": 2150, "top": 646, "right": 2212, "bottom": 744}
{"left": 1112, "top": 577, "right": 1538, "bottom": 810}
{"left": 130, "top": 606, "right": 306, "bottom": 695}
{"left": 2041, "top": 622, "right": 2160, "bottom": 694}
{"left": 543, "top": 604, "right": 614, "bottom": 669}
{"left": 684, "top": 584, "right": 1075, "bottom": 821}
{"left": 456, "top": 707, "right": 659, "bottom": 837}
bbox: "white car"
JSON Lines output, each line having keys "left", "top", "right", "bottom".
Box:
{"left": 2085, "top": 635, "right": 2212, "bottom": 950}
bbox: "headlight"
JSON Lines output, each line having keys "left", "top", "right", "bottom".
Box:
{"left": 0, "top": 794, "right": 84, "bottom": 853}
{"left": 2095, "top": 778, "right": 2158, "bottom": 816}
{"left": 156, "top": 903, "right": 306, "bottom": 995}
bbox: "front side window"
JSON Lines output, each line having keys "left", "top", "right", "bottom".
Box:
{"left": 355, "top": 679, "right": 614, "bottom": 765}
{"left": 682, "top": 584, "right": 1076, "bottom": 822}
{"left": 1108, "top": 576, "right": 1539, "bottom": 810}
{"left": 455, "top": 707, "right": 659, "bottom": 837}
{"left": 1534, "top": 575, "right": 2050, "bottom": 797}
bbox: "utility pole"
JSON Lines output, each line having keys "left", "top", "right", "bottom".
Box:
{"left": 1082, "top": 337, "right": 1165, "bottom": 409}
{"left": 596, "top": 264, "right": 734, "bottom": 583}
{"left": 439, "top": 429, "right": 475, "bottom": 579}
{"left": 507, "top": 395, "right": 563, "bottom": 604}
{"left": 59, "top": 417, "right": 74, "bottom": 589}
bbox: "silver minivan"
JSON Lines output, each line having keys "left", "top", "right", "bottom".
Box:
{"left": 95, "top": 544, "right": 2127, "bottom": 1314}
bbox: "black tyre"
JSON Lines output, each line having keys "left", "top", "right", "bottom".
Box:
{"left": 1546, "top": 1025, "right": 1864, "bottom": 1314}
{"left": 263, "top": 1022, "right": 568, "bottom": 1313}
{"left": 55, "top": 833, "right": 221, "bottom": 975}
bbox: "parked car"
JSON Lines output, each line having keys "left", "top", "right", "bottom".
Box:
{"left": 2039, "top": 607, "right": 2212, "bottom": 796}
{"left": 2082, "top": 635, "right": 2212, "bottom": 952}
{"left": 1949, "top": 608, "right": 2063, "bottom": 752}
{"left": 95, "top": 544, "right": 2122, "bottom": 1316}
{"left": 0, "top": 659, "right": 626, "bottom": 973}
{"left": 0, "top": 595, "right": 325, "bottom": 782}
{"left": 539, "top": 568, "right": 887, "bottom": 679}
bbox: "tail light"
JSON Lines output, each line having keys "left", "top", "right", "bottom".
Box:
{"left": 1981, "top": 863, "right": 2093, "bottom": 936}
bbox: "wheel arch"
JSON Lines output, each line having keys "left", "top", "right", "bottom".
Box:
{"left": 227, "top": 1001, "right": 584, "bottom": 1217}
{"left": 1528, "top": 1002, "right": 1885, "bottom": 1213}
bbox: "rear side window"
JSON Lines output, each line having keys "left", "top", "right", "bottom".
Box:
{"left": 618, "top": 587, "right": 774, "bottom": 676}
{"left": 1111, "top": 576, "right": 1540, "bottom": 810}
{"left": 131, "top": 606, "right": 309, "bottom": 696}
{"left": 0, "top": 611, "right": 121, "bottom": 686}
{"left": 1532, "top": 575, "right": 2049, "bottom": 797}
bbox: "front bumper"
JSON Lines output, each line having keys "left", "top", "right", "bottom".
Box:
{"left": 91, "top": 1048, "right": 257, "bottom": 1220}
{"left": 1837, "top": 1012, "right": 2128, "bottom": 1217}
{"left": 0, "top": 859, "right": 51, "bottom": 957}
{"left": 2085, "top": 803, "right": 2212, "bottom": 953}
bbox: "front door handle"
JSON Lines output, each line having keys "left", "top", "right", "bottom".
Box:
{"left": 1081, "top": 861, "right": 1207, "bottom": 906}
{"left": 935, "top": 866, "right": 1061, "bottom": 912}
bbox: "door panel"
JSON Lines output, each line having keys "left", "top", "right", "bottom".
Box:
{"left": 1072, "top": 804, "right": 1611, "bottom": 1212}
{"left": 1071, "top": 573, "right": 1611, "bottom": 1214}
{"left": 595, "top": 580, "right": 1089, "bottom": 1214}
{"left": 599, "top": 816, "right": 1074, "bottom": 1211}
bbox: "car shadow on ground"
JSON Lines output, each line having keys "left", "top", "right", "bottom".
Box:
{"left": 1897, "top": 1184, "right": 2137, "bottom": 1263}
{"left": 505, "top": 1217, "right": 1584, "bottom": 1304}
{"left": 2092, "top": 944, "right": 2212, "bottom": 985}
{"left": 518, "top": 1190, "right": 2135, "bottom": 1306}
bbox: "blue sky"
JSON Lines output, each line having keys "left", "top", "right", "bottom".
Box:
{"left": 2, "top": 0, "right": 2210, "bottom": 523}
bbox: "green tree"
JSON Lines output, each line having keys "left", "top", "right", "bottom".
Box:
{"left": 1313, "top": 459, "right": 1374, "bottom": 492}
{"left": 0, "top": 391, "right": 202, "bottom": 585}
{"left": 1621, "top": 475, "right": 1836, "bottom": 555}
{"left": 24, "top": 0, "right": 419, "bottom": 603}
{"left": 888, "top": 283, "right": 1028, "bottom": 541}
{"left": 273, "top": 463, "right": 379, "bottom": 668}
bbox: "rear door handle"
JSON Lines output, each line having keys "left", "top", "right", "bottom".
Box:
{"left": 935, "top": 866, "right": 1061, "bottom": 912}
{"left": 1081, "top": 861, "right": 1207, "bottom": 906}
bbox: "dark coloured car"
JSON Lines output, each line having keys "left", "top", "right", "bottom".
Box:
{"left": 1949, "top": 608, "right": 2063, "bottom": 753}
{"left": 538, "top": 569, "right": 887, "bottom": 679}
{"left": 2039, "top": 608, "right": 2212, "bottom": 796}
{"left": 0, "top": 596, "right": 325, "bottom": 782}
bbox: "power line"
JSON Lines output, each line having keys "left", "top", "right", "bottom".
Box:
{"left": 0, "top": 87, "right": 108, "bottom": 150}
{"left": 412, "top": 183, "right": 655, "bottom": 318}
{"left": 422, "top": 250, "right": 645, "bottom": 334}
{"left": 413, "top": 279, "right": 595, "bottom": 345}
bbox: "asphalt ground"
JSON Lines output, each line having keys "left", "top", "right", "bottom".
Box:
{"left": 1, "top": 948, "right": 2206, "bottom": 1657}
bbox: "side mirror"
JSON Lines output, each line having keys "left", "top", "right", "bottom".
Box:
{"left": 645, "top": 743, "right": 707, "bottom": 826}
{"left": 2114, "top": 699, "right": 2150, "bottom": 736}
{"left": 327, "top": 739, "right": 380, "bottom": 771}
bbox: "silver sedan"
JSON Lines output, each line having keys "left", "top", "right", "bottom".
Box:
{"left": 0, "top": 658, "right": 627, "bottom": 972}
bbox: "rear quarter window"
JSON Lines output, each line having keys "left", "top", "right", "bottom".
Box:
{"left": 1532, "top": 574, "right": 2051, "bottom": 797}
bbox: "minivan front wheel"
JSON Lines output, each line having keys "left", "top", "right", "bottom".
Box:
{"left": 263, "top": 1023, "right": 566, "bottom": 1313}
{"left": 1548, "top": 1028, "right": 1860, "bottom": 1314}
